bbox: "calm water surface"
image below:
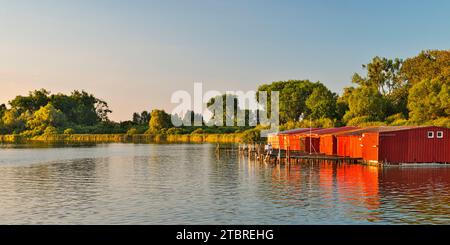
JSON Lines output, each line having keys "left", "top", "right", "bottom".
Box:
{"left": 0, "top": 143, "right": 449, "bottom": 224}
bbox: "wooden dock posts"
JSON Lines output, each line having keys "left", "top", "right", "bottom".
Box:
{"left": 234, "top": 143, "right": 362, "bottom": 165}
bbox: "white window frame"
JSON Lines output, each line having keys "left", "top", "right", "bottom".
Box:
{"left": 427, "top": 131, "right": 434, "bottom": 139}
{"left": 437, "top": 131, "right": 444, "bottom": 139}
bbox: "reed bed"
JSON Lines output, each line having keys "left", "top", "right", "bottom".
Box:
{"left": 0, "top": 133, "right": 243, "bottom": 144}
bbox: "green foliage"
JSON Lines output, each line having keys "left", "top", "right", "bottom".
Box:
{"left": 408, "top": 78, "right": 450, "bottom": 123}
{"left": 126, "top": 128, "right": 138, "bottom": 136}
{"left": 0, "top": 104, "right": 6, "bottom": 117}
{"left": 401, "top": 50, "right": 450, "bottom": 85}
{"left": 306, "top": 84, "right": 338, "bottom": 120}
{"left": 64, "top": 128, "right": 75, "bottom": 135}
{"left": 207, "top": 94, "right": 239, "bottom": 126}
{"left": 149, "top": 109, "right": 172, "bottom": 132}
{"left": 43, "top": 126, "right": 58, "bottom": 135}
{"left": 386, "top": 113, "right": 406, "bottom": 124}
{"left": 343, "top": 86, "right": 388, "bottom": 123}
{"left": 1, "top": 108, "right": 27, "bottom": 133}
{"left": 191, "top": 128, "right": 204, "bottom": 134}
{"left": 132, "top": 111, "right": 151, "bottom": 125}
{"left": 27, "top": 103, "right": 67, "bottom": 134}
{"left": 1, "top": 49, "right": 450, "bottom": 138}
{"left": 240, "top": 128, "right": 261, "bottom": 143}
{"left": 346, "top": 116, "right": 371, "bottom": 126}
{"left": 9, "top": 89, "right": 50, "bottom": 113}
{"left": 258, "top": 80, "right": 322, "bottom": 124}
{"left": 353, "top": 56, "right": 403, "bottom": 95}
{"left": 357, "top": 121, "right": 387, "bottom": 127}
{"left": 345, "top": 56, "right": 409, "bottom": 124}
{"left": 166, "top": 127, "right": 183, "bottom": 135}
{"left": 280, "top": 118, "right": 336, "bottom": 130}
{"left": 431, "top": 117, "right": 450, "bottom": 128}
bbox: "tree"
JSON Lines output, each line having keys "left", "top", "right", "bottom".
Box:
{"left": 344, "top": 56, "right": 407, "bottom": 124}
{"left": 127, "top": 128, "right": 138, "bottom": 136}
{"left": 257, "top": 80, "right": 320, "bottom": 124}
{"left": 132, "top": 110, "right": 151, "bottom": 125}
{"left": 403, "top": 50, "right": 450, "bottom": 124}
{"left": 0, "top": 104, "right": 6, "bottom": 134}
{"left": 305, "top": 85, "right": 338, "bottom": 120}
{"left": 207, "top": 94, "right": 240, "bottom": 126}
{"left": 64, "top": 128, "right": 75, "bottom": 135}
{"left": 1, "top": 108, "right": 26, "bottom": 133}
{"left": 140, "top": 111, "right": 151, "bottom": 124}
{"left": 26, "top": 103, "right": 67, "bottom": 134}
{"left": 0, "top": 104, "right": 6, "bottom": 116}
{"left": 149, "top": 109, "right": 172, "bottom": 132}
{"left": 132, "top": 112, "right": 141, "bottom": 124}
{"left": 336, "top": 87, "right": 354, "bottom": 123}
{"left": 9, "top": 89, "right": 50, "bottom": 113}
{"left": 353, "top": 57, "right": 403, "bottom": 96}
{"left": 343, "top": 86, "right": 387, "bottom": 123}
{"left": 408, "top": 78, "right": 450, "bottom": 123}
{"left": 401, "top": 50, "right": 450, "bottom": 85}
{"left": 68, "top": 90, "right": 111, "bottom": 125}
{"left": 43, "top": 126, "right": 58, "bottom": 136}
{"left": 1, "top": 89, "right": 115, "bottom": 136}
{"left": 241, "top": 128, "right": 261, "bottom": 143}
{"left": 180, "top": 110, "right": 203, "bottom": 126}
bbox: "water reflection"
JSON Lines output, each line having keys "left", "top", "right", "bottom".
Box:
{"left": 0, "top": 143, "right": 449, "bottom": 224}
{"left": 379, "top": 168, "right": 450, "bottom": 224}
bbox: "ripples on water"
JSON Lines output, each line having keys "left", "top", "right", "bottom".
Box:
{"left": 0, "top": 143, "right": 449, "bottom": 224}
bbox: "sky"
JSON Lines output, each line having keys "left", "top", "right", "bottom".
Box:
{"left": 1, "top": 0, "right": 449, "bottom": 121}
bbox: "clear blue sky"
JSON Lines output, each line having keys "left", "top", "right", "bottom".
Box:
{"left": 1, "top": 0, "right": 449, "bottom": 121}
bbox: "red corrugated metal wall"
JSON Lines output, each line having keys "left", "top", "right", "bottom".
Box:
{"left": 407, "top": 127, "right": 449, "bottom": 163}
{"left": 361, "top": 133, "right": 380, "bottom": 162}
{"left": 377, "top": 130, "right": 409, "bottom": 163}
{"left": 350, "top": 135, "right": 363, "bottom": 158}
{"left": 320, "top": 135, "right": 336, "bottom": 155}
{"left": 337, "top": 136, "right": 350, "bottom": 157}
{"left": 268, "top": 135, "right": 285, "bottom": 149}
{"left": 288, "top": 134, "right": 301, "bottom": 151}
{"left": 337, "top": 135, "right": 361, "bottom": 157}
{"left": 301, "top": 137, "right": 320, "bottom": 153}
{"left": 376, "top": 126, "right": 450, "bottom": 164}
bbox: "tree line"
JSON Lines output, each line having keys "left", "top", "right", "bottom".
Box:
{"left": 0, "top": 49, "right": 449, "bottom": 138}
{"left": 259, "top": 49, "right": 450, "bottom": 130}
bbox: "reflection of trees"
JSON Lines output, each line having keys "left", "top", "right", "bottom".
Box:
{"left": 379, "top": 168, "right": 450, "bottom": 224}
{"left": 0, "top": 157, "right": 103, "bottom": 224}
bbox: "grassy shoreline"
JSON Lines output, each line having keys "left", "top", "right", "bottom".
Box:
{"left": 0, "top": 133, "right": 244, "bottom": 144}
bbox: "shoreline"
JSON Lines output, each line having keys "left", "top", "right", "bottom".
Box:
{"left": 0, "top": 133, "right": 245, "bottom": 144}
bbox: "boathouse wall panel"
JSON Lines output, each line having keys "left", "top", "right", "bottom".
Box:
{"left": 351, "top": 135, "right": 363, "bottom": 158}
{"left": 319, "top": 127, "right": 359, "bottom": 156}
{"left": 337, "top": 135, "right": 362, "bottom": 158}
{"left": 320, "top": 135, "right": 336, "bottom": 155}
{"left": 270, "top": 128, "right": 320, "bottom": 150}
{"left": 376, "top": 126, "right": 450, "bottom": 164}
{"left": 337, "top": 135, "right": 351, "bottom": 157}
{"left": 361, "top": 133, "right": 380, "bottom": 162}
{"left": 300, "top": 137, "right": 320, "bottom": 153}
{"left": 404, "top": 126, "right": 450, "bottom": 163}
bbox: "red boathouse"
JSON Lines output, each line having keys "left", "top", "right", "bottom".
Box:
{"left": 361, "top": 126, "right": 450, "bottom": 164}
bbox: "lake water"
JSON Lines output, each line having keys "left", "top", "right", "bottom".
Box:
{"left": 0, "top": 143, "right": 449, "bottom": 224}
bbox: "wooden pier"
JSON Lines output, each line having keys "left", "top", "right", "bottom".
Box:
{"left": 230, "top": 143, "right": 362, "bottom": 165}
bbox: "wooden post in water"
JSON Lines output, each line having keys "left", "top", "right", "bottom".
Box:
{"left": 286, "top": 146, "right": 290, "bottom": 165}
